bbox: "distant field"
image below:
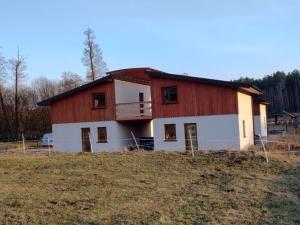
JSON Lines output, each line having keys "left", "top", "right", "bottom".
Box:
{"left": 0, "top": 151, "right": 299, "bottom": 224}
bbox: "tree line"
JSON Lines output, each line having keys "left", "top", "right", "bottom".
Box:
{"left": 235, "top": 70, "right": 300, "bottom": 115}
{"left": 0, "top": 28, "right": 107, "bottom": 140}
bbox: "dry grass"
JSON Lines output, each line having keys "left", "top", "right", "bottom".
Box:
{"left": 0, "top": 140, "right": 41, "bottom": 151}
{"left": 0, "top": 151, "right": 299, "bottom": 224}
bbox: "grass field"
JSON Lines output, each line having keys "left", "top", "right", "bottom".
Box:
{"left": 0, "top": 140, "right": 41, "bottom": 150}
{"left": 0, "top": 151, "right": 299, "bottom": 225}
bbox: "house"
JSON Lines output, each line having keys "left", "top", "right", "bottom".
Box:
{"left": 37, "top": 68, "right": 265, "bottom": 152}
{"left": 253, "top": 100, "right": 268, "bottom": 138}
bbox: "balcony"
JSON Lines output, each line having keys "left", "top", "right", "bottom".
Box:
{"left": 116, "top": 101, "right": 152, "bottom": 121}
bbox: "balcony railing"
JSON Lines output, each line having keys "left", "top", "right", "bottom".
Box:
{"left": 116, "top": 101, "right": 152, "bottom": 121}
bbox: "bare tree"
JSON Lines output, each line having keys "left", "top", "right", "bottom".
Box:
{"left": 58, "top": 71, "right": 83, "bottom": 92}
{"left": 32, "top": 76, "right": 57, "bottom": 101}
{"left": 0, "top": 49, "right": 12, "bottom": 134}
{"left": 82, "top": 28, "right": 108, "bottom": 81}
{"left": 9, "top": 49, "right": 27, "bottom": 135}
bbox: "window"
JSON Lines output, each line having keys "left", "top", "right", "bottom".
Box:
{"left": 242, "top": 120, "right": 246, "bottom": 138}
{"left": 93, "top": 93, "right": 106, "bottom": 108}
{"left": 164, "top": 124, "right": 176, "bottom": 141}
{"left": 162, "top": 86, "right": 178, "bottom": 104}
{"left": 97, "top": 127, "right": 107, "bottom": 143}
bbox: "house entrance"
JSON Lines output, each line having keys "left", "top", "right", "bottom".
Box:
{"left": 81, "top": 128, "right": 91, "bottom": 152}
{"left": 184, "top": 123, "right": 198, "bottom": 151}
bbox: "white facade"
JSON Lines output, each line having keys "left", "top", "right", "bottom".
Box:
{"left": 237, "top": 92, "right": 254, "bottom": 150}
{"left": 254, "top": 104, "right": 268, "bottom": 137}
{"left": 153, "top": 115, "right": 241, "bottom": 151}
{"left": 52, "top": 120, "right": 152, "bottom": 152}
{"left": 114, "top": 79, "right": 151, "bottom": 103}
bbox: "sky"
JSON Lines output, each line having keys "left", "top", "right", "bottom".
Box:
{"left": 0, "top": 0, "right": 300, "bottom": 82}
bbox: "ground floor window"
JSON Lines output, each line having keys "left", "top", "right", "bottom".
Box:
{"left": 164, "top": 124, "right": 176, "bottom": 141}
{"left": 97, "top": 127, "right": 107, "bottom": 143}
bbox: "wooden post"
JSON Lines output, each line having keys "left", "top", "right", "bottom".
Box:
{"left": 189, "top": 130, "right": 194, "bottom": 157}
{"left": 259, "top": 135, "right": 269, "bottom": 163}
{"left": 131, "top": 131, "right": 140, "bottom": 151}
{"left": 48, "top": 137, "right": 51, "bottom": 156}
{"left": 88, "top": 132, "right": 93, "bottom": 153}
{"left": 288, "top": 143, "right": 291, "bottom": 159}
{"left": 22, "top": 133, "right": 26, "bottom": 154}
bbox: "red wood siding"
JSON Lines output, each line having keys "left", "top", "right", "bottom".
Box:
{"left": 110, "top": 68, "right": 150, "bottom": 84}
{"left": 151, "top": 77, "right": 238, "bottom": 118}
{"left": 51, "top": 81, "right": 116, "bottom": 124}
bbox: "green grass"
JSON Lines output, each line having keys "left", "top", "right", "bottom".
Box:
{"left": 0, "top": 152, "right": 299, "bottom": 224}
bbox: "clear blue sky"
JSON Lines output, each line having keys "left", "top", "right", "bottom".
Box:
{"left": 1, "top": 0, "right": 300, "bottom": 82}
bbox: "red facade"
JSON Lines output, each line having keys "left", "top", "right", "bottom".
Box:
{"left": 42, "top": 68, "right": 256, "bottom": 124}
{"left": 51, "top": 81, "right": 116, "bottom": 124}
{"left": 150, "top": 76, "right": 238, "bottom": 118}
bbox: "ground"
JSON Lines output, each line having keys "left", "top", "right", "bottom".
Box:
{"left": 0, "top": 151, "right": 299, "bottom": 225}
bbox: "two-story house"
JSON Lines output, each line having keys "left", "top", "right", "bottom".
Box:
{"left": 37, "top": 68, "right": 267, "bottom": 152}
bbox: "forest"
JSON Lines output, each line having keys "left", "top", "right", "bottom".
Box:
{"left": 236, "top": 70, "right": 300, "bottom": 115}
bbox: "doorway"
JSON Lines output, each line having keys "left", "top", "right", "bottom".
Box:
{"left": 81, "top": 128, "right": 91, "bottom": 152}
{"left": 184, "top": 123, "right": 198, "bottom": 151}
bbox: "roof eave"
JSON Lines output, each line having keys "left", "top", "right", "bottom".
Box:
{"left": 37, "top": 75, "right": 112, "bottom": 106}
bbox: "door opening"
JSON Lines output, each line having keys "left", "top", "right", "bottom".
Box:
{"left": 184, "top": 123, "right": 198, "bottom": 151}
{"left": 81, "top": 128, "right": 91, "bottom": 152}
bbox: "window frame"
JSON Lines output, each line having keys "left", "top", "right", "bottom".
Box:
{"left": 97, "top": 127, "right": 107, "bottom": 143}
{"left": 164, "top": 124, "right": 177, "bottom": 141}
{"left": 161, "top": 86, "right": 178, "bottom": 104}
{"left": 92, "top": 92, "right": 106, "bottom": 109}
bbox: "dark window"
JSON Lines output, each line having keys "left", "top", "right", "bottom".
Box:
{"left": 97, "top": 127, "right": 107, "bottom": 143}
{"left": 164, "top": 124, "right": 176, "bottom": 141}
{"left": 162, "top": 86, "right": 178, "bottom": 104}
{"left": 242, "top": 120, "right": 246, "bottom": 138}
{"left": 93, "top": 93, "right": 105, "bottom": 108}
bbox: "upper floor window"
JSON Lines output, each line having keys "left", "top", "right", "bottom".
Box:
{"left": 162, "top": 86, "right": 178, "bottom": 104}
{"left": 93, "top": 93, "right": 105, "bottom": 108}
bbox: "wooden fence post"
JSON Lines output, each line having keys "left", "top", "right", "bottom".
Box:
{"left": 22, "top": 134, "right": 26, "bottom": 154}
{"left": 259, "top": 135, "right": 269, "bottom": 163}
{"left": 48, "top": 137, "right": 51, "bottom": 156}
{"left": 188, "top": 130, "right": 194, "bottom": 157}
{"left": 131, "top": 131, "right": 140, "bottom": 151}
{"left": 88, "top": 133, "right": 93, "bottom": 153}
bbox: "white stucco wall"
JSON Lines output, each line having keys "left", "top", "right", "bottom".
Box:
{"left": 52, "top": 120, "right": 153, "bottom": 152}
{"left": 237, "top": 92, "right": 254, "bottom": 149}
{"left": 114, "top": 79, "right": 151, "bottom": 103}
{"left": 153, "top": 115, "right": 240, "bottom": 151}
{"left": 52, "top": 121, "right": 123, "bottom": 152}
{"left": 254, "top": 104, "right": 268, "bottom": 137}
